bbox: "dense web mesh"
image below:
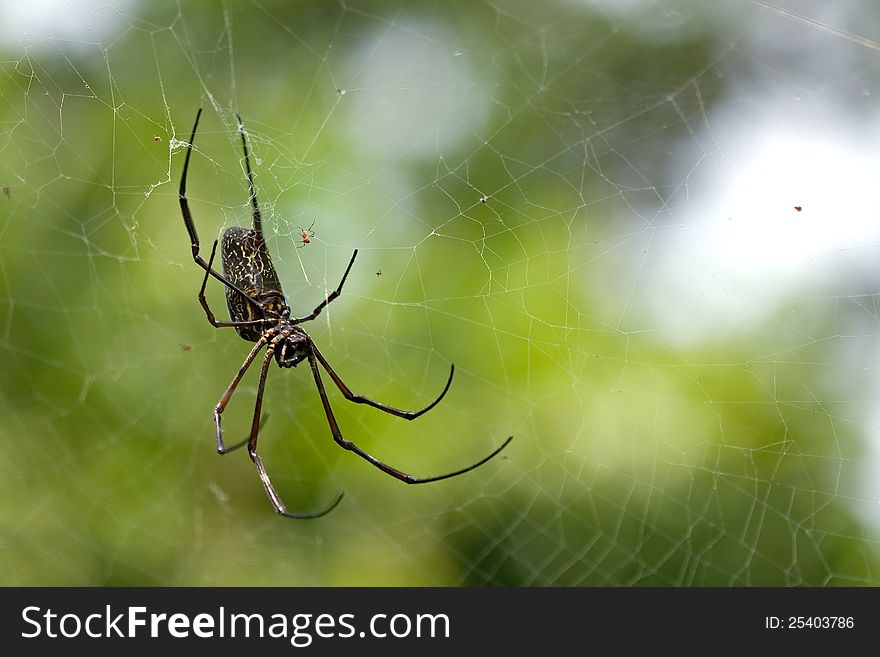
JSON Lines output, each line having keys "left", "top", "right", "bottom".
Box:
{"left": 1, "top": 0, "right": 880, "bottom": 585}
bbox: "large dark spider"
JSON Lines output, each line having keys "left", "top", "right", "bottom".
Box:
{"left": 178, "top": 109, "right": 512, "bottom": 518}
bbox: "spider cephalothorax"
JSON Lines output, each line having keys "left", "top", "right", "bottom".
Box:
{"left": 178, "top": 108, "right": 512, "bottom": 518}
{"left": 268, "top": 325, "right": 310, "bottom": 368}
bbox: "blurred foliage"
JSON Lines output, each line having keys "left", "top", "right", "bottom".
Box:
{"left": 1, "top": 0, "right": 879, "bottom": 586}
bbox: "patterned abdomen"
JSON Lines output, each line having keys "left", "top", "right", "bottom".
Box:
{"left": 221, "top": 226, "right": 286, "bottom": 341}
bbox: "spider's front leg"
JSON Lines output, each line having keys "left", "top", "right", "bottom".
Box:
{"left": 310, "top": 343, "right": 453, "bottom": 419}
{"left": 212, "top": 336, "right": 270, "bottom": 454}
{"left": 306, "top": 344, "right": 513, "bottom": 484}
{"left": 212, "top": 333, "right": 343, "bottom": 519}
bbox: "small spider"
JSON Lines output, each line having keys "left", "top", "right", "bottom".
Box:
{"left": 153, "top": 135, "right": 162, "bottom": 142}
{"left": 295, "top": 220, "right": 316, "bottom": 248}
{"left": 178, "top": 109, "right": 512, "bottom": 518}
{"left": 479, "top": 194, "right": 488, "bottom": 204}
{"left": 376, "top": 270, "right": 382, "bottom": 277}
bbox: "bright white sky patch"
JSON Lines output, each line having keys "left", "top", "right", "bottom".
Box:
{"left": 638, "top": 116, "right": 880, "bottom": 345}
{"left": 0, "top": 0, "right": 133, "bottom": 48}
{"left": 342, "top": 19, "right": 493, "bottom": 162}
{"left": 715, "top": 133, "right": 878, "bottom": 269}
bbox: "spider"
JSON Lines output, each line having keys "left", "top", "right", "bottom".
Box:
{"left": 295, "top": 220, "right": 315, "bottom": 248}
{"left": 178, "top": 109, "right": 512, "bottom": 518}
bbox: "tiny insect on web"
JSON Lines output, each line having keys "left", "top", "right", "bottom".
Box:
{"left": 295, "top": 220, "right": 315, "bottom": 248}
{"left": 178, "top": 109, "right": 513, "bottom": 518}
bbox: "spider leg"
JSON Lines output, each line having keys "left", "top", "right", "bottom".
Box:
{"left": 236, "top": 112, "right": 263, "bottom": 237}
{"left": 311, "top": 342, "right": 453, "bottom": 419}
{"left": 213, "top": 336, "right": 343, "bottom": 518}
{"left": 291, "top": 249, "right": 358, "bottom": 324}
{"left": 196, "top": 239, "right": 273, "bottom": 330}
{"left": 247, "top": 342, "right": 344, "bottom": 518}
{"left": 213, "top": 336, "right": 269, "bottom": 454}
{"left": 178, "top": 108, "right": 264, "bottom": 309}
{"left": 307, "top": 345, "right": 512, "bottom": 484}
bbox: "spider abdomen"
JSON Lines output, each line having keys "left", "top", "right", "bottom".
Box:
{"left": 221, "top": 226, "right": 286, "bottom": 341}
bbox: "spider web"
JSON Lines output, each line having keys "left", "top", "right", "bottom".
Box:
{"left": 2, "top": 0, "right": 880, "bottom": 586}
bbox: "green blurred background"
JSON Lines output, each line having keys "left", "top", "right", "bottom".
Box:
{"left": 2, "top": 0, "right": 880, "bottom": 585}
